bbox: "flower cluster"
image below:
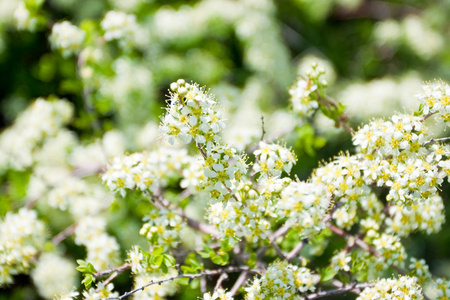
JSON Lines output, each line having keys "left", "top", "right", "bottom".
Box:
{"left": 82, "top": 282, "right": 119, "bottom": 300}
{"left": 202, "top": 289, "right": 233, "bottom": 300}
{"left": 139, "top": 208, "right": 184, "bottom": 250}
{"left": 353, "top": 114, "right": 425, "bottom": 157}
{"left": 160, "top": 80, "right": 226, "bottom": 148}
{"left": 289, "top": 64, "right": 326, "bottom": 117}
{"left": 207, "top": 195, "right": 271, "bottom": 244}
{"left": 0, "top": 209, "right": 47, "bottom": 286}
{"left": 101, "top": 11, "right": 143, "bottom": 48}
{"left": 31, "top": 252, "right": 78, "bottom": 299}
{"left": 74, "top": 216, "right": 120, "bottom": 270}
{"left": 354, "top": 113, "right": 447, "bottom": 203}
{"left": 47, "top": 177, "right": 110, "bottom": 218}
{"left": 245, "top": 260, "right": 318, "bottom": 299}
{"left": 408, "top": 257, "right": 431, "bottom": 285}
{"left": 102, "top": 147, "right": 192, "bottom": 196}
{"left": 132, "top": 269, "right": 178, "bottom": 300}
{"left": 357, "top": 276, "right": 423, "bottom": 300}
{"left": 371, "top": 233, "right": 406, "bottom": 267}
{"left": 0, "top": 98, "right": 73, "bottom": 170}
{"left": 277, "top": 181, "right": 328, "bottom": 238}
{"left": 203, "top": 144, "right": 248, "bottom": 201}
{"left": 13, "top": 2, "right": 39, "bottom": 31}
{"left": 331, "top": 251, "right": 352, "bottom": 272}
{"left": 433, "top": 278, "right": 450, "bottom": 300}
{"left": 311, "top": 154, "right": 369, "bottom": 204}
{"left": 417, "top": 80, "right": 450, "bottom": 121}
{"left": 49, "top": 21, "right": 85, "bottom": 57}
{"left": 253, "top": 142, "right": 297, "bottom": 178}
{"left": 385, "top": 194, "right": 445, "bottom": 236}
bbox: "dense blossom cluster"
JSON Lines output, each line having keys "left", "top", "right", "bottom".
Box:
{"left": 74, "top": 216, "right": 120, "bottom": 270}
{"left": 132, "top": 269, "right": 178, "bottom": 300}
{"left": 82, "top": 282, "right": 119, "bottom": 300}
{"left": 49, "top": 21, "right": 85, "bottom": 57}
{"left": 353, "top": 113, "right": 447, "bottom": 203}
{"left": 13, "top": 2, "right": 39, "bottom": 31}
{"left": 0, "top": 98, "right": 73, "bottom": 170}
{"left": 245, "top": 260, "right": 318, "bottom": 299}
{"left": 101, "top": 11, "right": 143, "bottom": 48}
{"left": 357, "top": 276, "right": 423, "bottom": 300}
{"left": 202, "top": 288, "right": 234, "bottom": 300}
{"left": 385, "top": 194, "right": 445, "bottom": 236}
{"left": 253, "top": 142, "right": 297, "bottom": 178}
{"left": 311, "top": 154, "right": 369, "bottom": 204}
{"left": 0, "top": 209, "right": 47, "bottom": 286}
{"left": 289, "top": 64, "right": 327, "bottom": 118}
{"left": 207, "top": 195, "right": 271, "bottom": 243}
{"left": 160, "top": 80, "right": 226, "bottom": 148}
{"left": 31, "top": 252, "right": 78, "bottom": 299}
{"left": 139, "top": 208, "right": 184, "bottom": 250}
{"left": 102, "top": 147, "right": 194, "bottom": 196}
{"left": 277, "top": 181, "right": 328, "bottom": 238}
{"left": 203, "top": 144, "right": 248, "bottom": 201}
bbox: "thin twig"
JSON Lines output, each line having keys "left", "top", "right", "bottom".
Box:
{"left": 260, "top": 116, "right": 266, "bottom": 141}
{"left": 94, "top": 263, "right": 131, "bottom": 278}
{"left": 420, "top": 112, "right": 435, "bottom": 122}
{"left": 267, "top": 235, "right": 288, "bottom": 260}
{"left": 214, "top": 272, "right": 229, "bottom": 291}
{"left": 196, "top": 143, "right": 208, "bottom": 159}
{"left": 230, "top": 270, "right": 248, "bottom": 296}
{"left": 305, "top": 282, "right": 374, "bottom": 299}
{"left": 107, "top": 266, "right": 262, "bottom": 300}
{"left": 422, "top": 136, "right": 450, "bottom": 146}
{"left": 147, "top": 192, "right": 220, "bottom": 238}
{"left": 103, "top": 271, "right": 119, "bottom": 286}
{"left": 286, "top": 239, "right": 308, "bottom": 261}
{"left": 327, "top": 223, "right": 405, "bottom": 275}
{"left": 315, "top": 92, "right": 354, "bottom": 135}
{"left": 52, "top": 223, "right": 78, "bottom": 245}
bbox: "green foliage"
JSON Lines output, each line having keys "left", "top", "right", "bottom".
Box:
{"left": 76, "top": 260, "right": 97, "bottom": 289}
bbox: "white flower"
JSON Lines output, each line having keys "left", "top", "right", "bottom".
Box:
{"left": 49, "top": 21, "right": 85, "bottom": 57}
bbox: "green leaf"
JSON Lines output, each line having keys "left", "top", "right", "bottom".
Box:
{"left": 178, "top": 277, "right": 190, "bottom": 285}
{"left": 163, "top": 254, "right": 176, "bottom": 267}
{"left": 152, "top": 246, "right": 164, "bottom": 256}
{"left": 320, "top": 266, "right": 337, "bottom": 282}
{"left": 211, "top": 255, "right": 224, "bottom": 265}
{"left": 81, "top": 274, "right": 95, "bottom": 289}
{"left": 247, "top": 253, "right": 257, "bottom": 268}
{"left": 151, "top": 255, "right": 163, "bottom": 267}
{"left": 180, "top": 266, "right": 195, "bottom": 274}
{"left": 219, "top": 239, "right": 233, "bottom": 252}
{"left": 198, "top": 251, "right": 211, "bottom": 259}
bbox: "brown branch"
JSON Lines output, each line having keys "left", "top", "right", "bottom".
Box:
{"left": 315, "top": 92, "right": 354, "bottom": 135}
{"left": 196, "top": 143, "right": 208, "bottom": 159}
{"left": 146, "top": 191, "right": 219, "bottom": 238}
{"left": 420, "top": 112, "right": 435, "bottom": 122}
{"left": 327, "top": 223, "right": 404, "bottom": 275}
{"left": 286, "top": 239, "right": 308, "bottom": 261}
{"left": 422, "top": 136, "right": 450, "bottom": 147}
{"left": 305, "top": 282, "right": 374, "bottom": 299}
{"left": 107, "top": 266, "right": 262, "bottom": 300}
{"left": 214, "top": 272, "right": 229, "bottom": 291}
{"left": 94, "top": 263, "right": 131, "bottom": 278}
{"left": 260, "top": 116, "right": 266, "bottom": 141}
{"left": 52, "top": 223, "right": 78, "bottom": 245}
{"left": 230, "top": 270, "right": 249, "bottom": 296}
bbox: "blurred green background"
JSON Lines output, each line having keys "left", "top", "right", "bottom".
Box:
{"left": 1, "top": 0, "right": 450, "bottom": 299}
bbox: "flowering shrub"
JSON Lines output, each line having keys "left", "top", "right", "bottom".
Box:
{"left": 2, "top": 1, "right": 450, "bottom": 300}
